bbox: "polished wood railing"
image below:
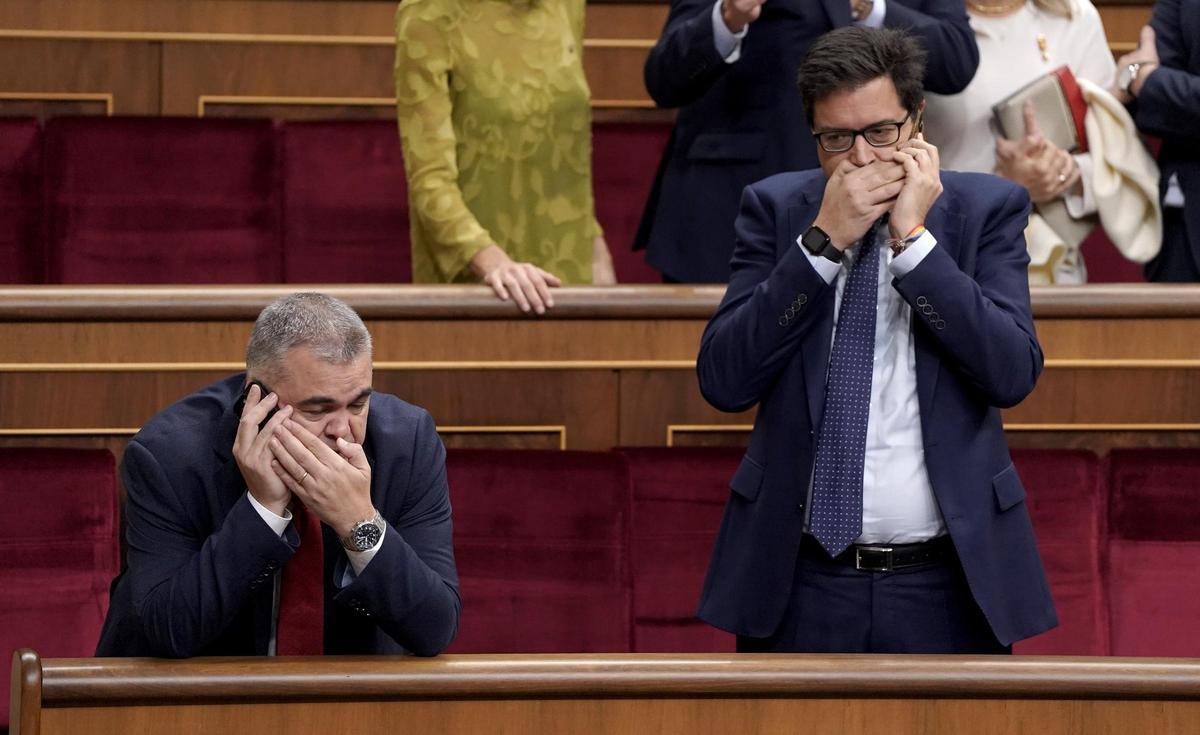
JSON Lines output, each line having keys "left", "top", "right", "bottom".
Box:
{"left": 12, "top": 649, "right": 1200, "bottom": 734}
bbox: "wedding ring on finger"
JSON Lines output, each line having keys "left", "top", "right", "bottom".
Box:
{"left": 297, "top": 470, "right": 309, "bottom": 485}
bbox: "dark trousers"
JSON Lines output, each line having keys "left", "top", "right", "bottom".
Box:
{"left": 737, "top": 535, "right": 1009, "bottom": 654}
{"left": 1145, "top": 208, "right": 1198, "bottom": 282}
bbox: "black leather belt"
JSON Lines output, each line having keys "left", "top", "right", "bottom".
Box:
{"left": 804, "top": 534, "right": 954, "bottom": 572}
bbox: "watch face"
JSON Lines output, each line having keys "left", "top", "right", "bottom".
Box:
{"left": 350, "top": 520, "right": 382, "bottom": 551}
{"left": 802, "top": 226, "right": 830, "bottom": 255}
{"left": 1119, "top": 63, "right": 1138, "bottom": 92}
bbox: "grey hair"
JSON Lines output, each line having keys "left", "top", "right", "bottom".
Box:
{"left": 245, "top": 293, "right": 372, "bottom": 381}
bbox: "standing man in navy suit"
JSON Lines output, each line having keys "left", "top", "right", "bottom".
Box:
{"left": 634, "top": 0, "right": 979, "bottom": 283}
{"left": 97, "top": 293, "right": 459, "bottom": 657}
{"left": 1112, "top": 0, "right": 1200, "bottom": 282}
{"left": 696, "top": 27, "right": 1055, "bottom": 652}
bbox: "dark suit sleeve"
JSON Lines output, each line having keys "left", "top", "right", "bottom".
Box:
{"left": 884, "top": 0, "right": 979, "bottom": 94}
{"left": 697, "top": 183, "right": 835, "bottom": 413}
{"left": 891, "top": 183, "right": 1043, "bottom": 407}
{"left": 123, "top": 440, "right": 295, "bottom": 658}
{"left": 1130, "top": 0, "right": 1200, "bottom": 138}
{"left": 334, "top": 410, "right": 460, "bottom": 656}
{"left": 644, "top": 0, "right": 736, "bottom": 108}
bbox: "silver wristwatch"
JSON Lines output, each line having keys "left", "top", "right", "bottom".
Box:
{"left": 1119, "top": 62, "right": 1142, "bottom": 95}
{"left": 340, "top": 511, "right": 385, "bottom": 552}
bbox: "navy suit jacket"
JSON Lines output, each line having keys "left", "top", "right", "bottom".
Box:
{"left": 633, "top": 0, "right": 979, "bottom": 283}
{"left": 695, "top": 170, "right": 1057, "bottom": 646}
{"left": 96, "top": 374, "right": 460, "bottom": 658}
{"left": 1132, "top": 0, "right": 1200, "bottom": 278}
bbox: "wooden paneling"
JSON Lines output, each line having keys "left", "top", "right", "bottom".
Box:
{"left": 15, "top": 651, "right": 1200, "bottom": 735}
{"left": 0, "top": 38, "right": 159, "bottom": 117}
{"left": 3, "top": 286, "right": 1200, "bottom": 463}
{"left": 0, "top": 0, "right": 1148, "bottom": 119}
{"left": 162, "top": 42, "right": 394, "bottom": 117}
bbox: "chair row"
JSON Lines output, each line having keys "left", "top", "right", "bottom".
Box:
{"left": 0, "top": 117, "right": 669, "bottom": 285}
{"left": 3, "top": 444, "right": 1196, "bottom": 724}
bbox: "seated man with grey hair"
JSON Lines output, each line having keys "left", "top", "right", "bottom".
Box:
{"left": 97, "top": 292, "right": 459, "bottom": 657}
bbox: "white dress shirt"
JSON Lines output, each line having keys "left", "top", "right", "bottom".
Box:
{"left": 799, "top": 227, "right": 947, "bottom": 543}
{"left": 712, "top": 0, "right": 887, "bottom": 62}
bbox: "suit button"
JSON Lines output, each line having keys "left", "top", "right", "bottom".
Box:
{"left": 935, "top": 319, "right": 946, "bottom": 330}
{"left": 778, "top": 316, "right": 788, "bottom": 327}
{"left": 921, "top": 304, "right": 934, "bottom": 315}
{"left": 916, "top": 295, "right": 928, "bottom": 307}
{"left": 266, "top": 561, "right": 278, "bottom": 571}
{"left": 798, "top": 294, "right": 808, "bottom": 305}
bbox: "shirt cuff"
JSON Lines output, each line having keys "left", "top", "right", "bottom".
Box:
{"left": 247, "top": 492, "right": 291, "bottom": 537}
{"left": 711, "top": 0, "right": 747, "bottom": 63}
{"left": 857, "top": 0, "right": 886, "bottom": 27}
{"left": 796, "top": 236, "right": 842, "bottom": 284}
{"left": 1063, "top": 153, "right": 1096, "bottom": 218}
{"left": 344, "top": 534, "right": 385, "bottom": 578}
{"left": 887, "top": 230, "right": 937, "bottom": 277}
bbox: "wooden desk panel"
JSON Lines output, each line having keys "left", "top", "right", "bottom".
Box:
{"left": 14, "top": 651, "right": 1200, "bottom": 735}
{"left": 2, "top": 285, "right": 1200, "bottom": 462}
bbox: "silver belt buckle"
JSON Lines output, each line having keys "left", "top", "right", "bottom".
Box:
{"left": 855, "top": 545, "right": 895, "bottom": 572}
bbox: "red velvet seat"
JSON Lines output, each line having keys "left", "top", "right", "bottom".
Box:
{"left": 44, "top": 117, "right": 280, "bottom": 283}
{"left": 1081, "top": 226, "right": 1145, "bottom": 283}
{"left": 591, "top": 122, "right": 670, "bottom": 284}
{"left": 445, "top": 449, "right": 632, "bottom": 652}
{"left": 617, "top": 447, "right": 740, "bottom": 652}
{"left": 0, "top": 118, "right": 43, "bottom": 283}
{"left": 0, "top": 448, "right": 120, "bottom": 728}
{"left": 1011, "top": 449, "right": 1108, "bottom": 655}
{"left": 1107, "top": 448, "right": 1200, "bottom": 656}
{"left": 280, "top": 120, "right": 411, "bottom": 283}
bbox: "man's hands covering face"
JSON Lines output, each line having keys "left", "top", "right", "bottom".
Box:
{"left": 813, "top": 136, "right": 943, "bottom": 250}
{"left": 233, "top": 384, "right": 294, "bottom": 516}
{"left": 269, "top": 419, "right": 375, "bottom": 539}
{"left": 889, "top": 135, "right": 943, "bottom": 239}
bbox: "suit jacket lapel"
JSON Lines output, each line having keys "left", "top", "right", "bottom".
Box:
{"left": 789, "top": 181, "right": 835, "bottom": 430}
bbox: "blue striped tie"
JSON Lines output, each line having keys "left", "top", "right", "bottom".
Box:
{"left": 809, "top": 222, "right": 881, "bottom": 557}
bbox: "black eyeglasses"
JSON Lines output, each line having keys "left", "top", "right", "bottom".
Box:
{"left": 812, "top": 112, "right": 912, "bottom": 153}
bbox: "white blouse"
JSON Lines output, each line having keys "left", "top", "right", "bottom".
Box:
{"left": 924, "top": 0, "right": 1117, "bottom": 175}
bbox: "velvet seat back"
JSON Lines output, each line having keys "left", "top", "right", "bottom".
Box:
{"left": 617, "top": 446, "right": 739, "bottom": 652}
{"left": 1011, "top": 449, "right": 1109, "bottom": 655}
{"left": 44, "top": 117, "right": 280, "bottom": 283}
{"left": 280, "top": 120, "right": 411, "bottom": 283}
{"left": 0, "top": 448, "right": 119, "bottom": 728}
{"left": 0, "top": 118, "right": 43, "bottom": 283}
{"left": 591, "top": 122, "right": 671, "bottom": 283}
{"left": 1107, "top": 448, "right": 1200, "bottom": 656}
{"left": 445, "top": 449, "right": 633, "bottom": 652}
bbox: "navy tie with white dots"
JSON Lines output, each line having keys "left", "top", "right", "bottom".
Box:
{"left": 809, "top": 222, "right": 881, "bottom": 557}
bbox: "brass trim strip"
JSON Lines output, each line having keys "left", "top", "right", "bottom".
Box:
{"left": 667, "top": 424, "right": 753, "bottom": 447}
{"left": 0, "top": 425, "right": 568, "bottom": 448}
{"left": 0, "top": 428, "right": 139, "bottom": 436}
{"left": 585, "top": 39, "right": 656, "bottom": 49}
{"left": 0, "top": 361, "right": 698, "bottom": 372}
{"left": 1003, "top": 423, "right": 1200, "bottom": 431}
{"left": 3, "top": 359, "right": 1199, "bottom": 372}
{"left": 664, "top": 422, "right": 1200, "bottom": 445}
{"left": 197, "top": 94, "right": 653, "bottom": 114}
{"left": 438, "top": 425, "right": 567, "bottom": 450}
{"left": 0, "top": 29, "right": 654, "bottom": 49}
{"left": 198, "top": 94, "right": 394, "bottom": 116}
{"left": 0, "top": 92, "right": 113, "bottom": 115}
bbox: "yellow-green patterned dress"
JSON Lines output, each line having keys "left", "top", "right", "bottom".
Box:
{"left": 394, "top": 0, "right": 601, "bottom": 284}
